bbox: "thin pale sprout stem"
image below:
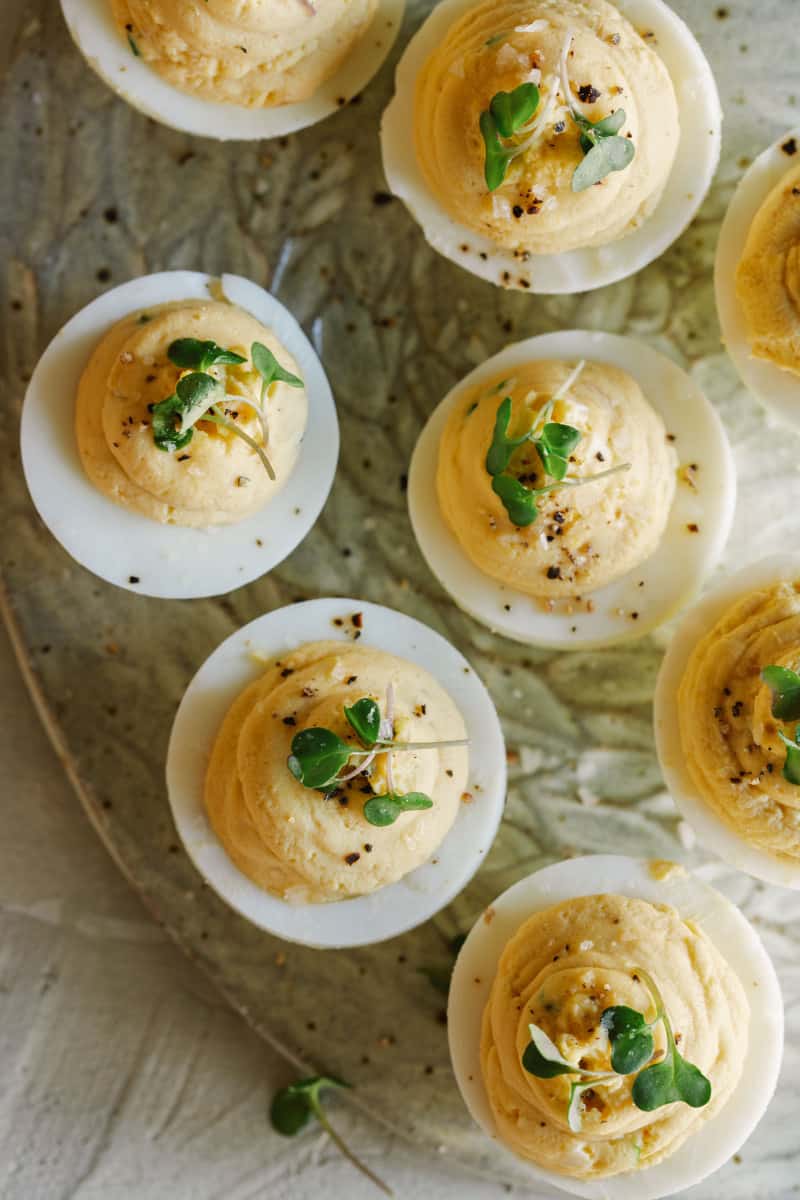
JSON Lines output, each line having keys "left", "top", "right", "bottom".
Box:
{"left": 311, "top": 1104, "right": 393, "bottom": 1197}
{"left": 532, "top": 462, "right": 630, "bottom": 499}
{"left": 383, "top": 683, "right": 396, "bottom": 795}
{"left": 205, "top": 407, "right": 276, "bottom": 481}
{"left": 346, "top": 739, "right": 469, "bottom": 757}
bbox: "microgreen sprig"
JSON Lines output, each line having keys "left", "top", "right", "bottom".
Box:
{"left": 559, "top": 33, "right": 635, "bottom": 192}
{"left": 521, "top": 969, "right": 711, "bottom": 1131}
{"left": 483, "top": 362, "right": 630, "bottom": 527}
{"left": 149, "top": 338, "right": 302, "bottom": 481}
{"left": 252, "top": 341, "right": 303, "bottom": 404}
{"left": 287, "top": 688, "right": 468, "bottom": 827}
{"left": 761, "top": 665, "right": 800, "bottom": 784}
{"left": 270, "top": 1076, "right": 392, "bottom": 1196}
{"left": 479, "top": 82, "right": 540, "bottom": 191}
{"left": 362, "top": 792, "right": 433, "bottom": 827}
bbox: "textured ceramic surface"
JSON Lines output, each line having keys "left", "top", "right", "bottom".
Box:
{"left": 2, "top": 1, "right": 799, "bottom": 1193}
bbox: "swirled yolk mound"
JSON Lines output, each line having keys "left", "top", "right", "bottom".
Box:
{"left": 76, "top": 299, "right": 307, "bottom": 527}
{"left": 678, "top": 580, "right": 800, "bottom": 862}
{"left": 436, "top": 359, "right": 677, "bottom": 597}
{"left": 414, "top": 0, "right": 679, "bottom": 254}
{"left": 205, "top": 640, "right": 469, "bottom": 902}
{"left": 736, "top": 158, "right": 800, "bottom": 376}
{"left": 111, "top": 0, "right": 378, "bottom": 107}
{"left": 481, "top": 893, "right": 746, "bottom": 1178}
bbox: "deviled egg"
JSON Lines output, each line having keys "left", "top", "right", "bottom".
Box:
{"left": 166, "top": 598, "right": 506, "bottom": 946}
{"left": 381, "top": 0, "right": 721, "bottom": 292}
{"left": 408, "top": 330, "right": 735, "bottom": 648}
{"left": 60, "top": 0, "right": 405, "bottom": 139}
{"left": 655, "top": 555, "right": 800, "bottom": 889}
{"left": 20, "top": 271, "right": 338, "bottom": 599}
{"left": 716, "top": 128, "right": 800, "bottom": 429}
{"left": 449, "top": 855, "right": 782, "bottom": 1198}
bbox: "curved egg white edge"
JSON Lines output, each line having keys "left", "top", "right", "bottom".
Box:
{"left": 654, "top": 552, "right": 800, "bottom": 890}
{"left": 165, "top": 597, "right": 507, "bottom": 948}
{"left": 19, "top": 270, "right": 339, "bottom": 600}
{"left": 715, "top": 126, "right": 800, "bottom": 431}
{"left": 60, "top": 0, "right": 406, "bottom": 140}
{"left": 447, "top": 854, "right": 783, "bottom": 1200}
{"left": 380, "top": 0, "right": 721, "bottom": 295}
{"left": 407, "top": 329, "right": 736, "bottom": 650}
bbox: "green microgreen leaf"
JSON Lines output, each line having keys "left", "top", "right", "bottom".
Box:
{"left": 288, "top": 728, "right": 351, "bottom": 790}
{"left": 151, "top": 393, "right": 194, "bottom": 453}
{"left": 632, "top": 1052, "right": 711, "bottom": 1112}
{"left": 344, "top": 698, "right": 381, "bottom": 747}
{"left": 778, "top": 729, "right": 800, "bottom": 784}
{"left": 151, "top": 371, "right": 224, "bottom": 450}
{"left": 573, "top": 134, "right": 635, "bottom": 192}
{"left": 491, "top": 472, "right": 540, "bottom": 526}
{"left": 479, "top": 83, "right": 540, "bottom": 191}
{"left": 128, "top": 34, "right": 140, "bottom": 56}
{"left": 601, "top": 1005, "right": 655, "bottom": 1075}
{"left": 489, "top": 82, "right": 540, "bottom": 138}
{"left": 270, "top": 1075, "right": 348, "bottom": 1137}
{"left": 270, "top": 1076, "right": 392, "bottom": 1195}
{"left": 572, "top": 107, "right": 626, "bottom": 151}
{"left": 521, "top": 1023, "right": 575, "bottom": 1078}
{"left": 762, "top": 665, "right": 800, "bottom": 722}
{"left": 479, "top": 111, "right": 515, "bottom": 192}
{"left": 174, "top": 372, "right": 225, "bottom": 433}
{"left": 167, "top": 337, "right": 246, "bottom": 371}
{"left": 363, "top": 792, "right": 433, "bottom": 827}
{"left": 591, "top": 109, "right": 627, "bottom": 138}
{"left": 533, "top": 421, "right": 582, "bottom": 482}
{"left": 485, "top": 396, "right": 531, "bottom": 476}
{"left": 252, "top": 341, "right": 303, "bottom": 404}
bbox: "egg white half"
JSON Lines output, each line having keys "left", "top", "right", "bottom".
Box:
{"left": 20, "top": 271, "right": 338, "bottom": 599}
{"left": 166, "top": 597, "right": 507, "bottom": 947}
{"left": 60, "top": 0, "right": 405, "bottom": 139}
{"left": 448, "top": 854, "right": 783, "bottom": 1200}
{"left": 715, "top": 127, "right": 800, "bottom": 430}
{"left": 380, "top": 0, "right": 721, "bottom": 294}
{"left": 408, "top": 330, "right": 735, "bottom": 649}
{"left": 655, "top": 553, "right": 800, "bottom": 889}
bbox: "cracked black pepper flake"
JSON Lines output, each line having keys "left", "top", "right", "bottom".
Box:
{"left": 782, "top": 137, "right": 798, "bottom": 156}
{"left": 547, "top": 566, "right": 562, "bottom": 580}
{"left": 282, "top": 716, "right": 297, "bottom": 726}
{"left": 345, "top": 852, "right": 361, "bottom": 865}
{"left": 578, "top": 84, "right": 601, "bottom": 103}
{"left": 128, "top": 575, "right": 140, "bottom": 584}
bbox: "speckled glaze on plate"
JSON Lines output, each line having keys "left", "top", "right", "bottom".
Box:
{"left": 2, "top": 1, "right": 799, "bottom": 1193}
